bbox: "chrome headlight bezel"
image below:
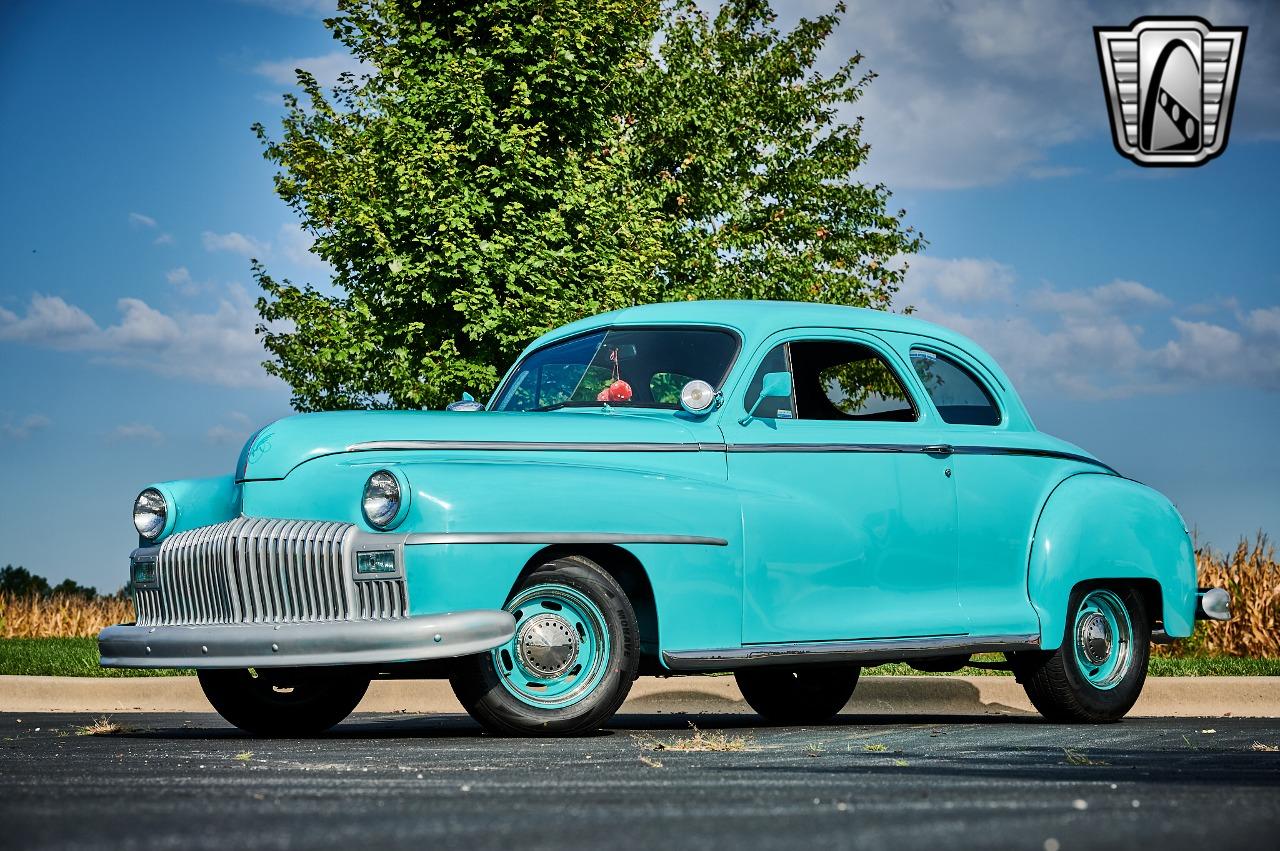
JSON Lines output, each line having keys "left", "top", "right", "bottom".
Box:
{"left": 362, "top": 469, "right": 409, "bottom": 530}
{"left": 133, "top": 488, "right": 169, "bottom": 541}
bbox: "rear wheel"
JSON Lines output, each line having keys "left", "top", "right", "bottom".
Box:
{"left": 734, "top": 665, "right": 861, "bottom": 725}
{"left": 450, "top": 556, "right": 639, "bottom": 736}
{"left": 197, "top": 669, "right": 369, "bottom": 736}
{"left": 1013, "top": 586, "right": 1150, "bottom": 723}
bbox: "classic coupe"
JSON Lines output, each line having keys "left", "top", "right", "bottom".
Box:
{"left": 99, "top": 301, "right": 1229, "bottom": 735}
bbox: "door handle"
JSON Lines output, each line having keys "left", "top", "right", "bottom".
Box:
{"left": 922, "top": 444, "right": 953, "bottom": 456}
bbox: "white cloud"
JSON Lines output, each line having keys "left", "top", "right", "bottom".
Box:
{"left": 765, "top": 0, "right": 1280, "bottom": 189}
{"left": 153, "top": 233, "right": 174, "bottom": 246}
{"left": 128, "top": 212, "right": 157, "bottom": 228}
{"left": 277, "top": 223, "right": 330, "bottom": 270}
{"left": 902, "top": 257, "right": 1015, "bottom": 305}
{"left": 902, "top": 256, "right": 1280, "bottom": 398}
{"left": 0, "top": 294, "right": 98, "bottom": 344}
{"left": 207, "top": 412, "right": 255, "bottom": 445}
{"left": 236, "top": 0, "right": 336, "bottom": 17}
{"left": 1029, "top": 279, "right": 1170, "bottom": 318}
{"left": 1, "top": 413, "right": 51, "bottom": 441}
{"left": 0, "top": 287, "right": 277, "bottom": 389}
{"left": 254, "top": 51, "right": 370, "bottom": 88}
{"left": 108, "top": 423, "right": 163, "bottom": 443}
{"left": 203, "top": 231, "right": 269, "bottom": 257}
{"left": 164, "top": 267, "right": 211, "bottom": 296}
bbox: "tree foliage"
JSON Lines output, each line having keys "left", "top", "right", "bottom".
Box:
{"left": 631, "top": 1, "right": 921, "bottom": 304}
{"left": 0, "top": 565, "right": 99, "bottom": 599}
{"left": 254, "top": 0, "right": 922, "bottom": 410}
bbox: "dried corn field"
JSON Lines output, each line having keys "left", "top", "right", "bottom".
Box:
{"left": 0, "top": 593, "right": 134, "bottom": 639}
{"left": 1, "top": 536, "right": 1277, "bottom": 657}
{"left": 1156, "top": 534, "right": 1280, "bottom": 659}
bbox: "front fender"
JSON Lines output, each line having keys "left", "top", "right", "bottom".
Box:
{"left": 1029, "top": 473, "right": 1196, "bottom": 649}
{"left": 146, "top": 475, "right": 241, "bottom": 543}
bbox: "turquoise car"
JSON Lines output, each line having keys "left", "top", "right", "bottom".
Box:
{"left": 99, "top": 301, "right": 1230, "bottom": 735}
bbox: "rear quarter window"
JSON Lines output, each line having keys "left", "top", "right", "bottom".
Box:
{"left": 910, "top": 350, "right": 1002, "bottom": 426}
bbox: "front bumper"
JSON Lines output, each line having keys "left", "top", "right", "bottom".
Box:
{"left": 98, "top": 609, "right": 515, "bottom": 669}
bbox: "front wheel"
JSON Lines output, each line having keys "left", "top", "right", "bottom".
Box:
{"left": 449, "top": 556, "right": 640, "bottom": 736}
{"left": 1013, "top": 586, "right": 1150, "bottom": 723}
{"left": 197, "top": 669, "right": 370, "bottom": 736}
{"left": 734, "top": 665, "right": 861, "bottom": 725}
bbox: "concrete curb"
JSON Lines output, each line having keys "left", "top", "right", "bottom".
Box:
{"left": 3, "top": 674, "right": 1278, "bottom": 717}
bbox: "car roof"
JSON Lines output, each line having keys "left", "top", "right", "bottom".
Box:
{"left": 529, "top": 300, "right": 986, "bottom": 362}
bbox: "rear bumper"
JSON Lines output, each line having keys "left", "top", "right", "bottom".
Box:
{"left": 98, "top": 610, "right": 515, "bottom": 669}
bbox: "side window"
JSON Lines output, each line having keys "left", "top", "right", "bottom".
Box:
{"left": 910, "top": 350, "right": 1002, "bottom": 426}
{"left": 743, "top": 344, "right": 795, "bottom": 419}
{"left": 789, "top": 341, "right": 916, "bottom": 422}
{"left": 650, "top": 372, "right": 694, "bottom": 405}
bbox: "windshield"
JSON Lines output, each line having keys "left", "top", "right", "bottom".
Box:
{"left": 492, "top": 326, "right": 739, "bottom": 412}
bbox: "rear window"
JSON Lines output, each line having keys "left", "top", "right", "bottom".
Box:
{"left": 909, "top": 350, "right": 1001, "bottom": 426}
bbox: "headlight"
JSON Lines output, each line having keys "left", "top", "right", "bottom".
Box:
{"left": 133, "top": 488, "right": 167, "bottom": 540}
{"left": 362, "top": 471, "right": 402, "bottom": 529}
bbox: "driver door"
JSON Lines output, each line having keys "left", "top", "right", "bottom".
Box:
{"left": 728, "top": 330, "right": 964, "bottom": 644}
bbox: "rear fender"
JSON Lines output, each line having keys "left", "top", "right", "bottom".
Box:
{"left": 1029, "top": 473, "right": 1196, "bottom": 649}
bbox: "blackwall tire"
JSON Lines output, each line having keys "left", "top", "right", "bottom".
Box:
{"left": 1014, "top": 586, "right": 1150, "bottom": 723}
{"left": 197, "top": 669, "right": 369, "bottom": 736}
{"left": 449, "top": 556, "right": 640, "bottom": 736}
{"left": 734, "top": 665, "right": 861, "bottom": 724}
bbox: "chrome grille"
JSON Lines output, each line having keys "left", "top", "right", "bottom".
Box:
{"left": 134, "top": 517, "right": 407, "bottom": 627}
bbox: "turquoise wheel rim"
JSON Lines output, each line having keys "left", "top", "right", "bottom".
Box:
{"left": 1072, "top": 589, "right": 1133, "bottom": 690}
{"left": 493, "top": 583, "right": 612, "bottom": 710}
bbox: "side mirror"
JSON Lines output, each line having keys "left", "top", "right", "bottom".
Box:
{"left": 445, "top": 391, "right": 485, "bottom": 412}
{"left": 738, "top": 371, "right": 793, "bottom": 425}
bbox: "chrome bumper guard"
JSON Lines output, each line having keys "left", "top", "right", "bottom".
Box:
{"left": 99, "top": 609, "right": 515, "bottom": 669}
{"left": 1196, "top": 587, "right": 1231, "bottom": 621}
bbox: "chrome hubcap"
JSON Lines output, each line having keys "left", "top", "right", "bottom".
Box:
{"left": 1077, "top": 613, "right": 1113, "bottom": 665}
{"left": 1071, "top": 588, "right": 1134, "bottom": 690}
{"left": 516, "top": 613, "right": 580, "bottom": 677}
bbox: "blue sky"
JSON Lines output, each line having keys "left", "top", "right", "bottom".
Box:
{"left": 1, "top": 0, "right": 1277, "bottom": 592}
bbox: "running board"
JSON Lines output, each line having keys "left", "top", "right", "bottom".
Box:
{"left": 661, "top": 633, "right": 1041, "bottom": 672}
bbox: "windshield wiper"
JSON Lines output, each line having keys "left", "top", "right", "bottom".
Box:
{"left": 529, "top": 401, "right": 576, "bottom": 412}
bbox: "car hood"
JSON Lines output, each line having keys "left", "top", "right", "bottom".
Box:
{"left": 235, "top": 409, "right": 704, "bottom": 481}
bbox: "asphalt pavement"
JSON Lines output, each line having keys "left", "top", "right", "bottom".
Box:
{"left": 2, "top": 711, "right": 1277, "bottom": 851}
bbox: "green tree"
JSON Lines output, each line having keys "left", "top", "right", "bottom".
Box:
{"left": 0, "top": 565, "right": 51, "bottom": 597}
{"left": 632, "top": 0, "right": 921, "bottom": 305}
{"left": 254, "top": 0, "right": 921, "bottom": 410}
{"left": 254, "top": 0, "right": 668, "bottom": 410}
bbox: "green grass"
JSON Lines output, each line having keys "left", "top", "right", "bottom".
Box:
{"left": 1, "top": 638, "right": 1277, "bottom": 678}
{"left": 0, "top": 638, "right": 192, "bottom": 677}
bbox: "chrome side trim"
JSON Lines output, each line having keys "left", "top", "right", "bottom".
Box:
{"left": 724, "top": 443, "right": 1116, "bottom": 473}
{"left": 98, "top": 609, "right": 516, "bottom": 669}
{"left": 404, "top": 532, "right": 728, "bottom": 547}
{"left": 347, "top": 440, "right": 707, "bottom": 453}
{"left": 661, "top": 633, "right": 1041, "bottom": 672}
{"left": 343, "top": 439, "right": 1115, "bottom": 473}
